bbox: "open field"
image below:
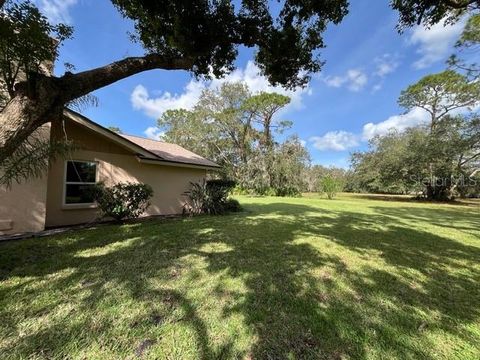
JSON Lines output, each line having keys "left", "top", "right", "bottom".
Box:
{"left": 1, "top": 194, "right": 479, "bottom": 359}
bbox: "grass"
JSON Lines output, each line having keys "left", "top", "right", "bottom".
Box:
{"left": 0, "top": 194, "right": 479, "bottom": 359}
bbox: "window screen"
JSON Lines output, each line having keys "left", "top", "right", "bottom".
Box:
{"left": 64, "top": 161, "right": 97, "bottom": 204}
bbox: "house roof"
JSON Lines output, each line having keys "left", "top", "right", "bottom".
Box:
{"left": 120, "top": 134, "right": 219, "bottom": 168}
{"left": 64, "top": 109, "right": 220, "bottom": 170}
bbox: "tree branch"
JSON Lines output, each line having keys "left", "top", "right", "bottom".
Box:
{"left": 461, "top": 151, "right": 480, "bottom": 165}
{"left": 1, "top": 54, "right": 194, "bottom": 167}
{"left": 470, "top": 168, "right": 480, "bottom": 177}
{"left": 444, "top": 0, "right": 479, "bottom": 10}
{"left": 60, "top": 54, "right": 194, "bottom": 102}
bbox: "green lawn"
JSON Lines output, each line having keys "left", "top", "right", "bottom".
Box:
{"left": 1, "top": 194, "right": 479, "bottom": 359}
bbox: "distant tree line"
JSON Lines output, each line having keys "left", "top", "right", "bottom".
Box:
{"left": 347, "top": 14, "right": 480, "bottom": 201}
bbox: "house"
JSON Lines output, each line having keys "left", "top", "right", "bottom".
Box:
{"left": 0, "top": 109, "right": 220, "bottom": 235}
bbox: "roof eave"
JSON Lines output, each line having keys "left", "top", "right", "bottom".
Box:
{"left": 64, "top": 109, "right": 161, "bottom": 160}
{"left": 136, "top": 156, "right": 221, "bottom": 171}
{"left": 64, "top": 108, "right": 221, "bottom": 170}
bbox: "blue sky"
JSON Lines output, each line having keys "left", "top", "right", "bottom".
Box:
{"left": 36, "top": 0, "right": 466, "bottom": 168}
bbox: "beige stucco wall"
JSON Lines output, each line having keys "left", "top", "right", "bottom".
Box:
{"left": 0, "top": 125, "right": 51, "bottom": 235}
{"left": 44, "top": 119, "right": 206, "bottom": 228}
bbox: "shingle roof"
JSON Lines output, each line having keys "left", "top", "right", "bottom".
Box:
{"left": 120, "top": 134, "right": 219, "bottom": 168}
{"left": 64, "top": 108, "right": 219, "bottom": 170}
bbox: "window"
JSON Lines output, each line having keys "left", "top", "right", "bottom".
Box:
{"left": 64, "top": 161, "right": 97, "bottom": 205}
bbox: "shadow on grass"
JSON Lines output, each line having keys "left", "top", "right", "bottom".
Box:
{"left": 349, "top": 193, "right": 479, "bottom": 206}
{"left": 369, "top": 205, "right": 480, "bottom": 233}
{"left": 0, "top": 201, "right": 479, "bottom": 359}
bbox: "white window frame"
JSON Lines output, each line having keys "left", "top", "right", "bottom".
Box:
{"left": 63, "top": 160, "right": 99, "bottom": 208}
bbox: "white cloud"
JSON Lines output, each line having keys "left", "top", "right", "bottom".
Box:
{"left": 346, "top": 70, "right": 368, "bottom": 91}
{"left": 324, "top": 76, "right": 345, "bottom": 88}
{"left": 144, "top": 127, "right": 165, "bottom": 141}
{"left": 308, "top": 108, "right": 432, "bottom": 152}
{"left": 323, "top": 69, "right": 368, "bottom": 92}
{"left": 372, "top": 83, "right": 383, "bottom": 92}
{"left": 362, "top": 108, "right": 429, "bottom": 140}
{"left": 309, "top": 131, "right": 359, "bottom": 151}
{"left": 374, "top": 54, "right": 400, "bottom": 77}
{"left": 325, "top": 54, "right": 398, "bottom": 93}
{"left": 131, "top": 61, "right": 311, "bottom": 119}
{"left": 312, "top": 104, "right": 470, "bottom": 152}
{"left": 409, "top": 18, "right": 465, "bottom": 69}
{"left": 132, "top": 82, "right": 204, "bottom": 119}
{"left": 36, "top": 0, "right": 77, "bottom": 24}
{"left": 308, "top": 108, "right": 428, "bottom": 152}
{"left": 370, "top": 54, "right": 400, "bottom": 92}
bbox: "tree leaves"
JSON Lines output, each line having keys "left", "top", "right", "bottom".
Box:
{"left": 391, "top": 0, "right": 478, "bottom": 30}
{"left": 0, "top": 1, "right": 73, "bottom": 100}
{"left": 398, "top": 70, "right": 480, "bottom": 129}
{"left": 110, "top": 0, "right": 349, "bottom": 87}
{"left": 449, "top": 14, "right": 480, "bottom": 79}
{"left": 157, "top": 82, "right": 310, "bottom": 194}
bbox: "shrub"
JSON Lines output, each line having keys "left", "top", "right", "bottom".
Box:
{"left": 184, "top": 179, "right": 239, "bottom": 215}
{"left": 231, "top": 185, "right": 252, "bottom": 196}
{"left": 92, "top": 182, "right": 153, "bottom": 221}
{"left": 224, "top": 198, "right": 242, "bottom": 212}
{"left": 263, "top": 187, "right": 277, "bottom": 196}
{"left": 206, "top": 179, "right": 236, "bottom": 206}
{"left": 183, "top": 181, "right": 208, "bottom": 215}
{"left": 320, "top": 175, "right": 343, "bottom": 199}
{"left": 232, "top": 184, "right": 302, "bottom": 198}
{"left": 275, "top": 186, "right": 301, "bottom": 197}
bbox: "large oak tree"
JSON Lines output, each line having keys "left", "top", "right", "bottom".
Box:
{"left": 0, "top": 0, "right": 348, "bottom": 175}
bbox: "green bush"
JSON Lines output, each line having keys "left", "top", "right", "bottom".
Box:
{"left": 206, "top": 179, "right": 236, "bottom": 203}
{"left": 224, "top": 198, "right": 243, "bottom": 212}
{"left": 183, "top": 181, "right": 207, "bottom": 215}
{"left": 231, "top": 185, "right": 249, "bottom": 195}
{"left": 275, "top": 186, "right": 301, "bottom": 197}
{"left": 263, "top": 187, "right": 277, "bottom": 196}
{"left": 184, "top": 179, "right": 239, "bottom": 215}
{"left": 320, "top": 175, "right": 343, "bottom": 199}
{"left": 92, "top": 182, "right": 153, "bottom": 221}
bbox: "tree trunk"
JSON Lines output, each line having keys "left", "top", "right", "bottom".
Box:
{"left": 0, "top": 54, "right": 193, "bottom": 166}
{"left": 0, "top": 96, "right": 52, "bottom": 162}
{"left": 0, "top": 76, "right": 63, "bottom": 165}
